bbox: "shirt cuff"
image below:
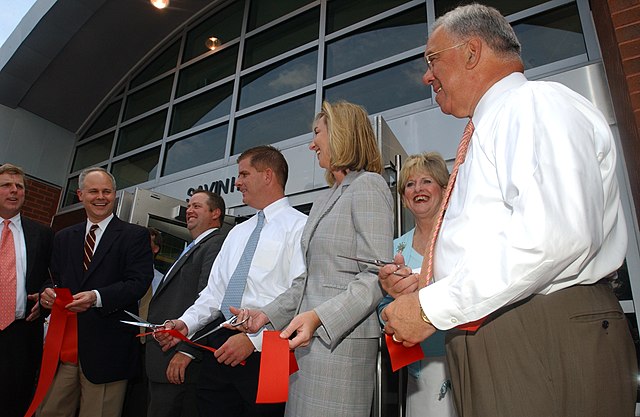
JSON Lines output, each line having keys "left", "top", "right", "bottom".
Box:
{"left": 92, "top": 290, "right": 102, "bottom": 308}
{"left": 177, "top": 350, "right": 195, "bottom": 360}
{"left": 247, "top": 328, "right": 264, "bottom": 352}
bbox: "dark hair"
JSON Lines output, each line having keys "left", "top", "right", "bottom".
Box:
{"left": 148, "top": 227, "right": 163, "bottom": 249}
{"left": 237, "top": 145, "right": 288, "bottom": 190}
{"left": 191, "top": 190, "right": 226, "bottom": 215}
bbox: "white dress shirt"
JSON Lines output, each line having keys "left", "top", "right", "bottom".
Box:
{"left": 180, "top": 197, "right": 307, "bottom": 350}
{"left": 421, "top": 72, "right": 627, "bottom": 330}
{"left": 1, "top": 213, "right": 27, "bottom": 319}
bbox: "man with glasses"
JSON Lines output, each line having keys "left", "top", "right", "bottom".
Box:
{"left": 380, "top": 4, "right": 636, "bottom": 417}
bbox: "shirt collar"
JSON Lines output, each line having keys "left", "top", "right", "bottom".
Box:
{"left": 86, "top": 213, "right": 114, "bottom": 233}
{"left": 261, "top": 196, "right": 291, "bottom": 223}
{"left": 474, "top": 72, "right": 527, "bottom": 124}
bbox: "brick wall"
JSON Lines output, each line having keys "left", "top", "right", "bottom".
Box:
{"left": 608, "top": 0, "right": 640, "bottom": 134}
{"left": 22, "top": 177, "right": 61, "bottom": 227}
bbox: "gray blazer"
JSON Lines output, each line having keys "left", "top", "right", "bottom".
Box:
{"left": 146, "top": 227, "right": 227, "bottom": 383}
{"left": 263, "top": 170, "right": 394, "bottom": 348}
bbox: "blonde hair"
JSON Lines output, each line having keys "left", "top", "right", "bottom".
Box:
{"left": 397, "top": 152, "right": 449, "bottom": 196}
{"left": 314, "top": 101, "right": 382, "bottom": 186}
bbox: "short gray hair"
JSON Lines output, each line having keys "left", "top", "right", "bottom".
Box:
{"left": 433, "top": 3, "right": 521, "bottom": 60}
{"left": 78, "top": 167, "right": 117, "bottom": 190}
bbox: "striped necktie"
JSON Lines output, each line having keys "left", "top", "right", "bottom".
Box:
{"left": 83, "top": 224, "right": 99, "bottom": 271}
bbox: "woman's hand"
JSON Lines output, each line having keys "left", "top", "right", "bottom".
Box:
{"left": 281, "top": 310, "right": 321, "bottom": 349}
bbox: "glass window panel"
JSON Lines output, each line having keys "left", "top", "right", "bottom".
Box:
{"left": 233, "top": 94, "right": 315, "bottom": 155}
{"left": 63, "top": 176, "right": 79, "bottom": 207}
{"left": 72, "top": 133, "right": 114, "bottom": 172}
{"left": 243, "top": 8, "right": 319, "bottom": 69}
{"left": 183, "top": 2, "right": 244, "bottom": 62}
{"left": 163, "top": 124, "right": 228, "bottom": 176}
{"left": 177, "top": 45, "right": 238, "bottom": 97}
{"left": 112, "top": 147, "right": 160, "bottom": 189}
{"left": 326, "top": 0, "right": 410, "bottom": 34}
{"left": 514, "top": 4, "right": 586, "bottom": 70}
{"left": 326, "top": 6, "right": 426, "bottom": 78}
{"left": 239, "top": 50, "right": 317, "bottom": 109}
{"left": 116, "top": 110, "right": 167, "bottom": 156}
{"left": 130, "top": 41, "right": 180, "bottom": 89}
{"left": 435, "top": 0, "right": 546, "bottom": 18}
{"left": 248, "top": 0, "right": 313, "bottom": 30}
{"left": 325, "top": 57, "right": 428, "bottom": 115}
{"left": 124, "top": 76, "right": 173, "bottom": 121}
{"left": 83, "top": 100, "right": 121, "bottom": 138}
{"left": 170, "top": 83, "right": 233, "bottom": 135}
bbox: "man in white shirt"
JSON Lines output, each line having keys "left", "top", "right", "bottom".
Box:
{"left": 157, "top": 145, "right": 307, "bottom": 417}
{"left": 379, "top": 4, "right": 636, "bottom": 417}
{"left": 0, "top": 163, "right": 53, "bottom": 417}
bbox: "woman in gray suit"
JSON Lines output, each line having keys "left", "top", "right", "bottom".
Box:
{"left": 240, "top": 100, "right": 394, "bottom": 417}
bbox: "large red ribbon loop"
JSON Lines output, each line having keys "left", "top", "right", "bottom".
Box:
{"left": 23, "top": 288, "right": 77, "bottom": 417}
{"left": 256, "top": 331, "right": 298, "bottom": 403}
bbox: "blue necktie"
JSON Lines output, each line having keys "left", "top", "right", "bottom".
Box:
{"left": 220, "top": 211, "right": 265, "bottom": 319}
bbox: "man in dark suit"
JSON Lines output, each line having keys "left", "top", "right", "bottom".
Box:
{"left": 146, "top": 190, "right": 227, "bottom": 417}
{"left": 0, "top": 163, "right": 53, "bottom": 417}
{"left": 39, "top": 167, "right": 153, "bottom": 417}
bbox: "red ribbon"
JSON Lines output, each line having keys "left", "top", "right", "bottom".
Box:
{"left": 256, "top": 331, "right": 298, "bottom": 403}
{"left": 385, "top": 334, "right": 424, "bottom": 372}
{"left": 23, "top": 288, "right": 77, "bottom": 417}
{"left": 140, "top": 328, "right": 247, "bottom": 365}
{"left": 457, "top": 316, "right": 486, "bottom": 332}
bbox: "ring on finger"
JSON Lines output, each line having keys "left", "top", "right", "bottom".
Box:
{"left": 392, "top": 334, "right": 401, "bottom": 343}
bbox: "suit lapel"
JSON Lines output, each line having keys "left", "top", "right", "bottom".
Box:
{"left": 154, "top": 230, "right": 216, "bottom": 297}
{"left": 82, "top": 217, "right": 122, "bottom": 286}
{"left": 21, "top": 218, "right": 37, "bottom": 284}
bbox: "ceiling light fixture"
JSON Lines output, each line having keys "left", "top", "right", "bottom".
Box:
{"left": 205, "top": 37, "right": 221, "bottom": 50}
{"left": 150, "top": 0, "right": 170, "bottom": 9}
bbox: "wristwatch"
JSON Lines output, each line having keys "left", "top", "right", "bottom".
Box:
{"left": 420, "top": 305, "right": 432, "bottom": 325}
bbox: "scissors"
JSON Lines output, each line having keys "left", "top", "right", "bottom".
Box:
{"left": 120, "top": 310, "right": 165, "bottom": 330}
{"left": 192, "top": 314, "right": 249, "bottom": 342}
{"left": 337, "top": 254, "right": 395, "bottom": 268}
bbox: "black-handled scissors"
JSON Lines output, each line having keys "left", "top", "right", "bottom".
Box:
{"left": 120, "top": 310, "right": 164, "bottom": 329}
{"left": 337, "top": 255, "right": 395, "bottom": 268}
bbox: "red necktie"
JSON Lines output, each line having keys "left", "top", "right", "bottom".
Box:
{"left": 83, "top": 224, "right": 99, "bottom": 271}
{"left": 0, "top": 219, "right": 17, "bottom": 330}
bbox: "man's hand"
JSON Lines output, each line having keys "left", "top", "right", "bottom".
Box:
{"left": 281, "top": 310, "right": 321, "bottom": 349}
{"left": 166, "top": 352, "right": 193, "bottom": 384}
{"left": 40, "top": 288, "right": 56, "bottom": 310}
{"left": 378, "top": 253, "right": 419, "bottom": 298}
{"left": 214, "top": 333, "right": 254, "bottom": 366}
{"left": 228, "top": 306, "right": 269, "bottom": 333}
{"left": 65, "top": 291, "right": 96, "bottom": 312}
{"left": 155, "top": 320, "right": 188, "bottom": 352}
{"left": 382, "top": 292, "right": 436, "bottom": 347}
{"left": 26, "top": 293, "right": 41, "bottom": 321}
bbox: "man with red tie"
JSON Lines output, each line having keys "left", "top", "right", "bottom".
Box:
{"left": 0, "top": 163, "right": 53, "bottom": 417}
{"left": 39, "top": 167, "right": 153, "bottom": 417}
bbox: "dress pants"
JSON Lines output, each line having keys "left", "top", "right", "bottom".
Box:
{"left": 36, "top": 362, "right": 128, "bottom": 417}
{"left": 196, "top": 324, "right": 284, "bottom": 417}
{"left": 446, "top": 281, "right": 637, "bottom": 417}
{"left": 0, "top": 319, "right": 42, "bottom": 417}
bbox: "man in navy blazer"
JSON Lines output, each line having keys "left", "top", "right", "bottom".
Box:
{"left": 0, "top": 163, "right": 53, "bottom": 417}
{"left": 39, "top": 167, "right": 153, "bottom": 417}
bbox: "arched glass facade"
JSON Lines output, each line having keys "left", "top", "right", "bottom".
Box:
{"left": 63, "top": 0, "right": 597, "bottom": 206}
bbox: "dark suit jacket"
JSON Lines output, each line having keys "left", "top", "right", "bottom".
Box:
{"left": 50, "top": 215, "right": 153, "bottom": 384}
{"left": 1, "top": 217, "right": 53, "bottom": 417}
{"left": 146, "top": 227, "right": 226, "bottom": 383}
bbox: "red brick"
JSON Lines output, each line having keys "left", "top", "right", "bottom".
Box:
{"left": 611, "top": 5, "right": 640, "bottom": 27}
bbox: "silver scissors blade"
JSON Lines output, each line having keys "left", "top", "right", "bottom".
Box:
{"left": 124, "top": 310, "right": 147, "bottom": 323}
{"left": 120, "top": 320, "right": 164, "bottom": 329}
{"left": 337, "top": 254, "right": 394, "bottom": 267}
{"left": 192, "top": 315, "right": 249, "bottom": 342}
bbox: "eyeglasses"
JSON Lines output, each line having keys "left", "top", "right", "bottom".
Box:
{"left": 424, "top": 42, "right": 467, "bottom": 71}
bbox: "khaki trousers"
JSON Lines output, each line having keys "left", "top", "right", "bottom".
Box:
{"left": 446, "top": 282, "right": 637, "bottom": 417}
{"left": 37, "top": 362, "right": 127, "bottom": 417}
